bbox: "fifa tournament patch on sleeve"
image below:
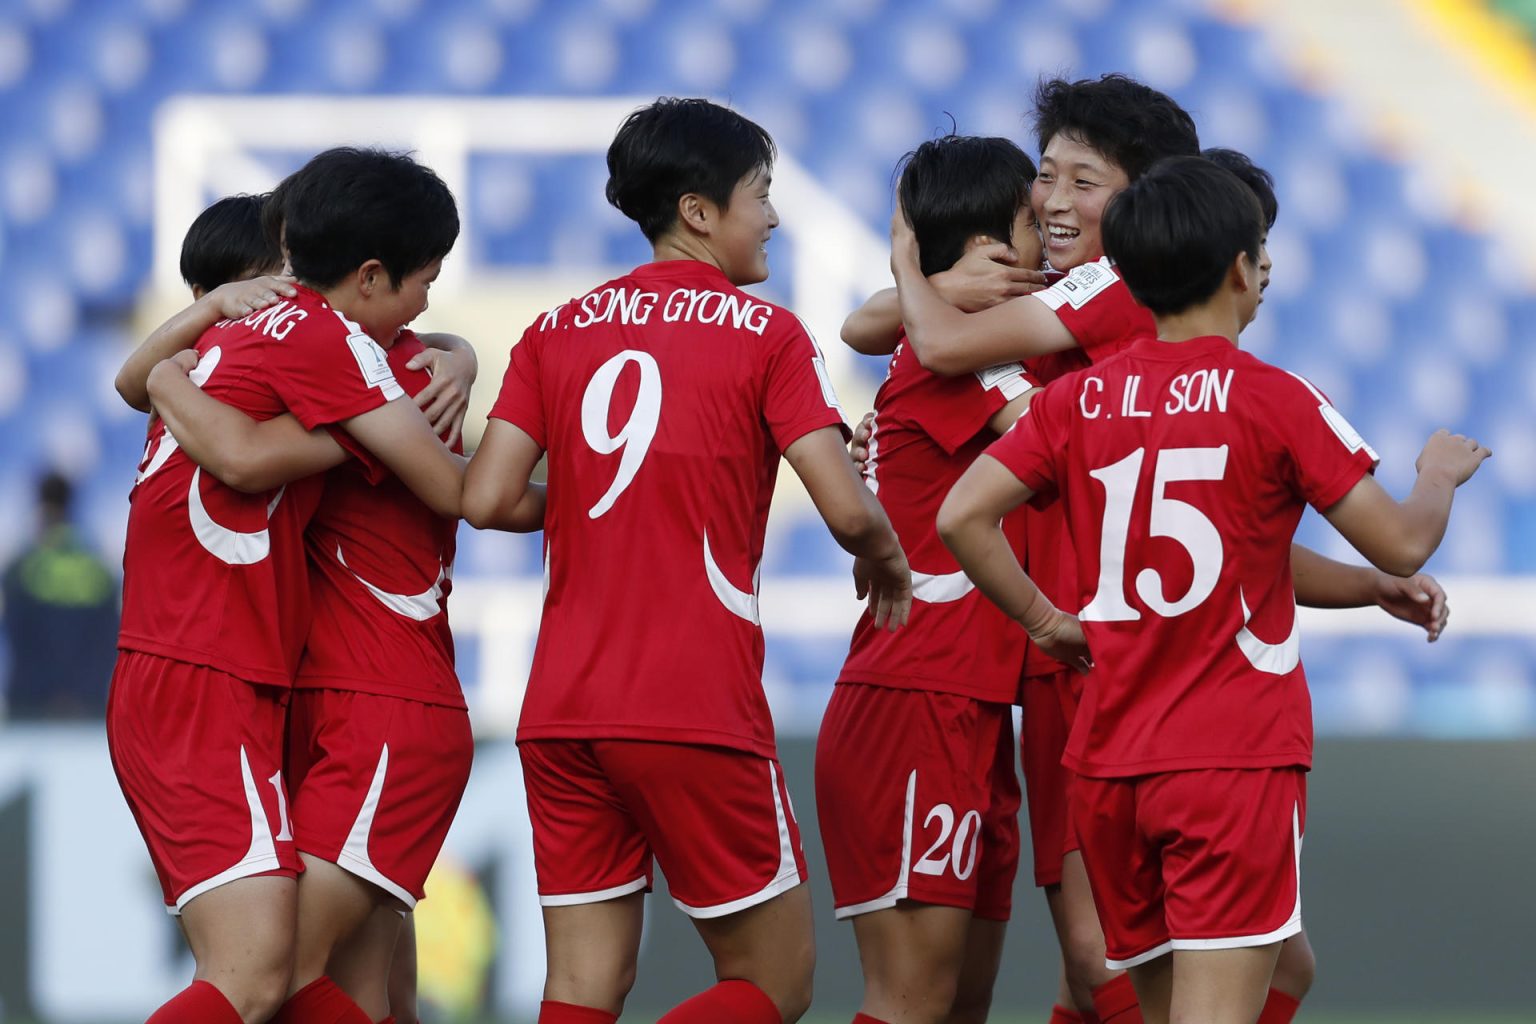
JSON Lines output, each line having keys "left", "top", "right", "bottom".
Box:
{"left": 1285, "top": 370, "right": 1379, "bottom": 460}
{"left": 1320, "top": 403, "right": 1375, "bottom": 457}
{"left": 347, "top": 332, "right": 406, "bottom": 400}
{"left": 975, "top": 361, "right": 1032, "bottom": 400}
{"left": 1035, "top": 259, "right": 1119, "bottom": 311}
{"left": 794, "top": 315, "right": 846, "bottom": 416}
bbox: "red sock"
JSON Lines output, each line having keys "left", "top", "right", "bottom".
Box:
{"left": 270, "top": 977, "right": 372, "bottom": 1024}
{"left": 538, "top": 1002, "right": 619, "bottom": 1024}
{"left": 1091, "top": 973, "right": 1143, "bottom": 1024}
{"left": 1049, "top": 1007, "right": 1084, "bottom": 1024}
{"left": 657, "top": 980, "right": 781, "bottom": 1024}
{"left": 852, "top": 1015, "right": 892, "bottom": 1024}
{"left": 145, "top": 981, "right": 243, "bottom": 1024}
{"left": 1257, "top": 987, "right": 1302, "bottom": 1023}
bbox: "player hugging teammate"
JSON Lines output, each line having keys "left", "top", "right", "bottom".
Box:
{"left": 840, "top": 73, "right": 1467, "bottom": 1024}
{"left": 106, "top": 83, "right": 1485, "bottom": 1024}
{"left": 112, "top": 150, "right": 482, "bottom": 1023}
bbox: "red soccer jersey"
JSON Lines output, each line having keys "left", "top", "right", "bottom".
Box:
{"left": 296, "top": 331, "right": 463, "bottom": 708}
{"left": 838, "top": 333, "right": 1035, "bottom": 703}
{"left": 118, "top": 285, "right": 405, "bottom": 687}
{"left": 1031, "top": 258, "right": 1155, "bottom": 364}
{"left": 489, "top": 260, "right": 848, "bottom": 757}
{"left": 988, "top": 335, "right": 1378, "bottom": 777}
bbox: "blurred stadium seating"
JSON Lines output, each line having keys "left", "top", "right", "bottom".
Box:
{"left": 0, "top": 0, "right": 1531, "bottom": 735}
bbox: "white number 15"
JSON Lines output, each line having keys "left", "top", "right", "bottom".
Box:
{"left": 1081, "top": 445, "right": 1229, "bottom": 622}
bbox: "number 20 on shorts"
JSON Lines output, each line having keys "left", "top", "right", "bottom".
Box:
{"left": 913, "top": 798, "right": 982, "bottom": 882}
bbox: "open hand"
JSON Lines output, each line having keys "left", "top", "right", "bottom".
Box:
{"left": 933, "top": 244, "right": 1049, "bottom": 311}
{"left": 850, "top": 411, "right": 875, "bottom": 475}
{"left": 853, "top": 551, "right": 913, "bottom": 632}
{"left": 212, "top": 275, "right": 296, "bottom": 320}
{"left": 407, "top": 344, "right": 477, "bottom": 449}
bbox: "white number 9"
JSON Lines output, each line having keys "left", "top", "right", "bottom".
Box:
{"left": 581, "top": 350, "right": 663, "bottom": 519}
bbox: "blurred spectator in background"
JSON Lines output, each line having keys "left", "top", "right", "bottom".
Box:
{"left": 1, "top": 471, "right": 119, "bottom": 720}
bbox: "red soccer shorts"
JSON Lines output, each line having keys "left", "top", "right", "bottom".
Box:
{"left": 1074, "top": 767, "right": 1307, "bottom": 969}
{"left": 815, "top": 683, "right": 1021, "bottom": 921}
{"left": 519, "top": 739, "right": 808, "bottom": 918}
{"left": 287, "top": 689, "right": 473, "bottom": 908}
{"left": 1018, "top": 669, "right": 1083, "bottom": 888}
{"left": 106, "top": 651, "right": 300, "bottom": 913}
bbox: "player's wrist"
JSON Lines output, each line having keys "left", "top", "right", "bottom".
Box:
{"left": 1015, "top": 593, "right": 1061, "bottom": 640}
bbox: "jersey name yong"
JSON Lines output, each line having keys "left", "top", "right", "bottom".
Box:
{"left": 118, "top": 285, "right": 404, "bottom": 687}
{"left": 988, "top": 335, "right": 1378, "bottom": 776}
{"left": 839, "top": 332, "right": 1034, "bottom": 703}
{"left": 489, "top": 261, "right": 848, "bottom": 757}
{"left": 297, "top": 331, "right": 462, "bottom": 708}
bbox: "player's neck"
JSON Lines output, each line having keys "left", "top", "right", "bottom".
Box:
{"left": 1153, "top": 298, "right": 1241, "bottom": 348}
{"left": 650, "top": 234, "right": 728, "bottom": 278}
{"left": 314, "top": 281, "right": 397, "bottom": 348}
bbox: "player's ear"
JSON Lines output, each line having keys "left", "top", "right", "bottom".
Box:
{"left": 1230, "top": 251, "right": 1254, "bottom": 294}
{"left": 357, "top": 259, "right": 387, "bottom": 296}
{"left": 676, "top": 192, "right": 710, "bottom": 236}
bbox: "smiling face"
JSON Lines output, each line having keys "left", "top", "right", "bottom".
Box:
{"left": 1032, "top": 133, "right": 1131, "bottom": 271}
{"left": 709, "top": 166, "right": 779, "bottom": 286}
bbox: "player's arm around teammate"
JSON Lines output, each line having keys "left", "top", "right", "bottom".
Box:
{"left": 839, "top": 246, "right": 1045, "bottom": 357}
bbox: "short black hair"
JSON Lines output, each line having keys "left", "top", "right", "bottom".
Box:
{"left": 179, "top": 194, "right": 282, "bottom": 293}
{"left": 1202, "top": 147, "right": 1278, "bottom": 230}
{"left": 1034, "top": 74, "right": 1199, "bottom": 182}
{"left": 1102, "top": 156, "right": 1264, "bottom": 317}
{"left": 275, "top": 147, "right": 459, "bottom": 290}
{"left": 606, "top": 97, "right": 777, "bottom": 243}
{"left": 897, "top": 135, "right": 1036, "bottom": 278}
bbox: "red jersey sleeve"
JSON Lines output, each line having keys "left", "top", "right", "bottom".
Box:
{"left": 266, "top": 316, "right": 405, "bottom": 431}
{"left": 323, "top": 424, "right": 388, "bottom": 484}
{"left": 913, "top": 359, "right": 1037, "bottom": 455}
{"left": 1271, "top": 371, "right": 1380, "bottom": 510}
{"left": 487, "top": 322, "right": 548, "bottom": 448}
{"left": 1031, "top": 259, "right": 1153, "bottom": 362}
{"left": 983, "top": 382, "right": 1066, "bottom": 503}
{"left": 762, "top": 316, "right": 850, "bottom": 451}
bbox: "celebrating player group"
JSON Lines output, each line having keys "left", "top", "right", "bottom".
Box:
{"left": 108, "top": 72, "right": 1489, "bottom": 1024}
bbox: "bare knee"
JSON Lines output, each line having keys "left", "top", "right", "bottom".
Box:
{"left": 1061, "top": 924, "right": 1113, "bottom": 993}
{"left": 217, "top": 961, "right": 293, "bottom": 1024}
{"left": 734, "top": 931, "right": 814, "bottom": 1023}
{"left": 547, "top": 955, "right": 638, "bottom": 1014}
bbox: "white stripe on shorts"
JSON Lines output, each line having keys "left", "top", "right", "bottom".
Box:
{"left": 673, "top": 760, "right": 803, "bottom": 919}
{"left": 334, "top": 744, "right": 418, "bottom": 909}
{"left": 171, "top": 745, "right": 283, "bottom": 915}
{"left": 833, "top": 768, "right": 917, "bottom": 920}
